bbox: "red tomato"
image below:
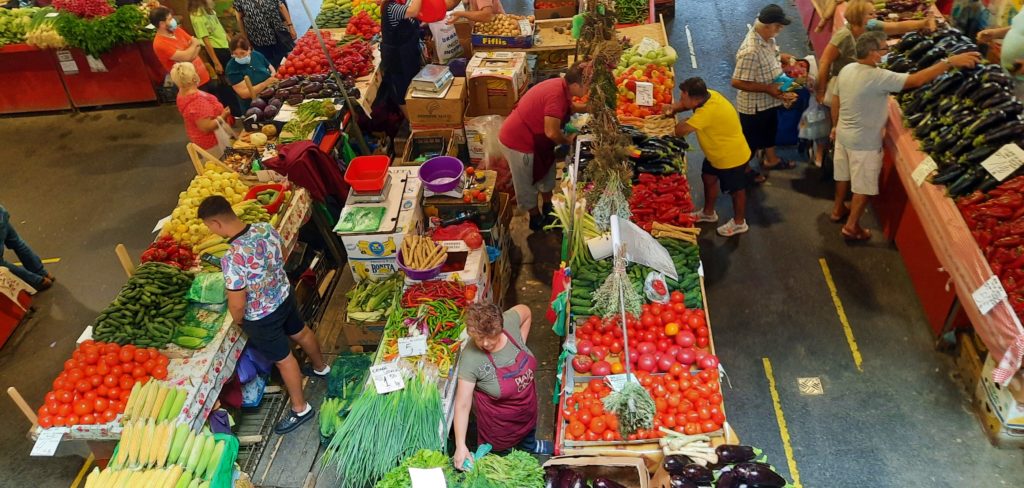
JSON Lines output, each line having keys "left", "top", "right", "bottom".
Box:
{"left": 148, "top": 348, "right": 159, "bottom": 359}
{"left": 102, "top": 375, "right": 118, "bottom": 388}
{"left": 82, "top": 351, "right": 99, "bottom": 365}
{"left": 602, "top": 430, "right": 616, "bottom": 441}
{"left": 585, "top": 431, "right": 600, "bottom": 441}
{"left": 660, "top": 311, "right": 676, "bottom": 325}
{"left": 101, "top": 343, "right": 119, "bottom": 355}
{"left": 64, "top": 359, "right": 79, "bottom": 371}
{"left": 81, "top": 414, "right": 97, "bottom": 425}
{"left": 133, "top": 349, "right": 149, "bottom": 364}
{"left": 52, "top": 377, "right": 68, "bottom": 392}
{"left": 38, "top": 415, "right": 54, "bottom": 428}
{"left": 650, "top": 303, "right": 663, "bottom": 315}
{"left": 118, "top": 347, "right": 134, "bottom": 364}
{"left": 57, "top": 403, "right": 72, "bottom": 416}
{"left": 93, "top": 398, "right": 109, "bottom": 413}
{"left": 110, "top": 365, "right": 123, "bottom": 377}
{"left": 578, "top": 411, "right": 592, "bottom": 426}
{"left": 57, "top": 389, "right": 73, "bottom": 404}
{"left": 695, "top": 326, "right": 709, "bottom": 337}
{"left": 712, "top": 411, "right": 726, "bottom": 424}
{"left": 83, "top": 391, "right": 97, "bottom": 401}
{"left": 701, "top": 420, "right": 719, "bottom": 433}
{"left": 609, "top": 340, "right": 623, "bottom": 354}
{"left": 74, "top": 379, "right": 91, "bottom": 393}
{"left": 44, "top": 392, "right": 57, "bottom": 404}
{"left": 590, "top": 416, "right": 607, "bottom": 434}
{"left": 103, "top": 354, "right": 120, "bottom": 367}
{"left": 155, "top": 355, "right": 169, "bottom": 367}
{"left": 66, "top": 368, "right": 84, "bottom": 383}
{"left": 73, "top": 400, "right": 93, "bottom": 416}
{"left": 89, "top": 375, "right": 103, "bottom": 388}
{"left": 102, "top": 410, "right": 118, "bottom": 423}
{"left": 106, "top": 387, "right": 122, "bottom": 400}
{"left": 696, "top": 336, "right": 710, "bottom": 348}
{"left": 131, "top": 366, "right": 146, "bottom": 379}
{"left": 113, "top": 400, "right": 127, "bottom": 412}
{"left": 65, "top": 414, "right": 80, "bottom": 426}
{"left": 84, "top": 365, "right": 98, "bottom": 377}
{"left": 671, "top": 302, "right": 687, "bottom": 314}
{"left": 670, "top": 290, "right": 685, "bottom": 303}
{"left": 589, "top": 402, "right": 604, "bottom": 416}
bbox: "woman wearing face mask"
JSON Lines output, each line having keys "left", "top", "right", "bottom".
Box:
{"left": 233, "top": 0, "right": 296, "bottom": 68}
{"left": 172, "top": 62, "right": 233, "bottom": 157}
{"left": 225, "top": 35, "right": 278, "bottom": 111}
{"left": 188, "top": 0, "right": 243, "bottom": 116}
{"left": 378, "top": 0, "right": 424, "bottom": 109}
{"left": 451, "top": 303, "right": 553, "bottom": 472}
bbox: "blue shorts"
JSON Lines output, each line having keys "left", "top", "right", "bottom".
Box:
{"left": 241, "top": 294, "right": 304, "bottom": 362}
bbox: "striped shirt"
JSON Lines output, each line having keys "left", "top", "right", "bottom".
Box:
{"left": 732, "top": 27, "right": 783, "bottom": 114}
{"left": 386, "top": 3, "right": 409, "bottom": 27}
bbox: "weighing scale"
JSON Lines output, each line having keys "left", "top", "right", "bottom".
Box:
{"left": 347, "top": 174, "right": 393, "bottom": 204}
{"left": 336, "top": 170, "right": 409, "bottom": 235}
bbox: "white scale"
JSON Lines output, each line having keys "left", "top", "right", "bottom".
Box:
{"left": 338, "top": 173, "right": 408, "bottom": 234}
{"left": 347, "top": 174, "right": 393, "bottom": 204}
{"left": 422, "top": 173, "right": 470, "bottom": 199}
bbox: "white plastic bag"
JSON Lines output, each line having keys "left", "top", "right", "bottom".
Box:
{"left": 428, "top": 20, "right": 463, "bottom": 64}
{"left": 211, "top": 117, "right": 236, "bottom": 158}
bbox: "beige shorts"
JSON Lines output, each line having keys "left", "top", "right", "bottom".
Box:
{"left": 833, "top": 141, "right": 883, "bottom": 196}
{"left": 500, "top": 143, "right": 556, "bottom": 211}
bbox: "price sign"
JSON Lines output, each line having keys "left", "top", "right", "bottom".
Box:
{"left": 31, "top": 428, "right": 67, "bottom": 457}
{"left": 636, "top": 37, "right": 661, "bottom": 56}
{"left": 45, "top": 12, "right": 59, "bottom": 18}
{"left": 698, "top": 261, "right": 705, "bottom": 278}
{"left": 370, "top": 363, "right": 405, "bottom": 394}
{"left": 973, "top": 275, "right": 1008, "bottom": 315}
{"left": 606, "top": 373, "right": 636, "bottom": 392}
{"left": 56, "top": 50, "right": 78, "bottom": 75}
{"left": 912, "top": 157, "right": 937, "bottom": 187}
{"left": 409, "top": 467, "right": 447, "bottom": 488}
{"left": 398, "top": 335, "right": 427, "bottom": 357}
{"left": 981, "top": 143, "right": 1024, "bottom": 181}
{"left": 517, "top": 19, "right": 533, "bottom": 36}
{"left": 635, "top": 82, "right": 654, "bottom": 107}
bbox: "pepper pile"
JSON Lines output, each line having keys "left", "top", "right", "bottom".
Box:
{"left": 140, "top": 236, "right": 195, "bottom": 270}
{"left": 629, "top": 173, "right": 696, "bottom": 232}
{"left": 615, "top": 64, "right": 673, "bottom": 118}
{"left": 346, "top": 10, "right": 380, "bottom": 40}
{"left": 279, "top": 31, "right": 374, "bottom": 78}
{"left": 958, "top": 177, "right": 1024, "bottom": 316}
{"left": 401, "top": 281, "right": 475, "bottom": 308}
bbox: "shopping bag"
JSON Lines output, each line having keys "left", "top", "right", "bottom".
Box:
{"left": 428, "top": 20, "right": 463, "bottom": 64}
{"left": 212, "top": 117, "right": 236, "bottom": 158}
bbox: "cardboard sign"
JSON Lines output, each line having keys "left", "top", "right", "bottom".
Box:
{"left": 912, "top": 157, "right": 937, "bottom": 187}
{"left": 31, "top": 428, "right": 67, "bottom": 457}
{"left": 398, "top": 335, "right": 428, "bottom": 357}
{"left": 517, "top": 19, "right": 533, "bottom": 36}
{"left": 613, "top": 216, "right": 678, "bottom": 280}
{"left": 607, "top": 373, "right": 637, "bottom": 392}
{"left": 370, "top": 363, "right": 405, "bottom": 394}
{"left": 409, "top": 467, "right": 447, "bottom": 488}
{"left": 636, "top": 37, "right": 661, "bottom": 56}
{"left": 973, "top": 275, "right": 1008, "bottom": 315}
{"left": 635, "top": 82, "right": 654, "bottom": 107}
{"left": 981, "top": 143, "right": 1024, "bottom": 182}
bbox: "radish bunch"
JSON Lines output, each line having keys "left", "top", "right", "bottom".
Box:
{"left": 53, "top": 0, "right": 115, "bottom": 19}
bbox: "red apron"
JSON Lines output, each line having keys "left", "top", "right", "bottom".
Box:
{"left": 473, "top": 331, "right": 538, "bottom": 450}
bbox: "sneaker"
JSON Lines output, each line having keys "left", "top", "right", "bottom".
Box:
{"left": 717, "top": 219, "right": 749, "bottom": 237}
{"left": 301, "top": 363, "right": 331, "bottom": 378}
{"left": 274, "top": 403, "right": 315, "bottom": 434}
{"left": 691, "top": 211, "right": 719, "bottom": 223}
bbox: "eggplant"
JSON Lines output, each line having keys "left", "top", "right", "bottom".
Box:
{"left": 680, "top": 464, "right": 713, "bottom": 483}
{"left": 545, "top": 466, "right": 561, "bottom": 488}
{"left": 916, "top": 46, "right": 947, "bottom": 69}
{"left": 925, "top": 71, "right": 964, "bottom": 100}
{"left": 309, "top": 74, "right": 327, "bottom": 83}
{"left": 887, "top": 57, "right": 914, "bottom": 73}
{"left": 279, "top": 78, "right": 299, "bottom": 88}
{"left": 905, "top": 39, "right": 935, "bottom": 61}
{"left": 950, "top": 43, "right": 979, "bottom": 55}
{"left": 668, "top": 475, "right": 699, "bottom": 488}
{"left": 592, "top": 479, "right": 626, "bottom": 488}
{"left": 558, "top": 469, "right": 588, "bottom": 488}
{"left": 968, "top": 83, "right": 1004, "bottom": 104}
{"left": 932, "top": 127, "right": 962, "bottom": 154}
{"left": 714, "top": 471, "right": 741, "bottom": 488}
{"left": 663, "top": 454, "right": 694, "bottom": 475}
{"left": 269, "top": 98, "right": 283, "bottom": 109}
{"left": 895, "top": 31, "right": 924, "bottom": 53}
{"left": 932, "top": 163, "right": 968, "bottom": 184}
{"left": 715, "top": 444, "right": 758, "bottom": 464}
{"left": 274, "top": 89, "right": 291, "bottom": 99}
{"left": 964, "top": 110, "right": 1013, "bottom": 137}
{"left": 979, "top": 173, "right": 1002, "bottom": 193}
{"left": 953, "top": 78, "right": 982, "bottom": 99}
{"left": 259, "top": 87, "right": 275, "bottom": 99}
{"left": 979, "top": 95, "right": 1019, "bottom": 112}
{"left": 734, "top": 463, "right": 787, "bottom": 488}
{"left": 301, "top": 82, "right": 323, "bottom": 95}
{"left": 949, "top": 168, "right": 986, "bottom": 196}
{"left": 286, "top": 94, "right": 305, "bottom": 106}
{"left": 972, "top": 121, "right": 1024, "bottom": 147}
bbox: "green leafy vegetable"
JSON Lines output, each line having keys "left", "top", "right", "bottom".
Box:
{"left": 374, "top": 449, "right": 455, "bottom": 488}
{"left": 54, "top": 5, "right": 151, "bottom": 58}
{"left": 462, "top": 450, "right": 545, "bottom": 488}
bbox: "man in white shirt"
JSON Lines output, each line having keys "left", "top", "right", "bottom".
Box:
{"left": 830, "top": 31, "right": 980, "bottom": 240}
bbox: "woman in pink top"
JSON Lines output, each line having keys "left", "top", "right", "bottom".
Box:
{"left": 171, "top": 62, "right": 232, "bottom": 156}
{"left": 447, "top": 0, "right": 504, "bottom": 23}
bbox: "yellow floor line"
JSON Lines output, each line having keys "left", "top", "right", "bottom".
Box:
{"left": 763, "top": 357, "right": 803, "bottom": 488}
{"left": 69, "top": 453, "right": 93, "bottom": 488}
{"left": 818, "top": 258, "right": 864, "bottom": 371}
{"left": 13, "top": 257, "right": 61, "bottom": 266}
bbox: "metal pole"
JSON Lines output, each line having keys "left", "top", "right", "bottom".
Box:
{"left": 296, "top": 0, "right": 372, "bottom": 155}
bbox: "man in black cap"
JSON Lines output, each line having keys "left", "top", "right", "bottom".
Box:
{"left": 731, "top": 4, "right": 798, "bottom": 180}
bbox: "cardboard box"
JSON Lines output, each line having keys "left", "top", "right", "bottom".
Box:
{"left": 464, "top": 105, "right": 512, "bottom": 163}
{"left": 534, "top": 1, "right": 577, "bottom": 20}
{"left": 466, "top": 51, "right": 530, "bottom": 114}
{"left": 404, "top": 240, "right": 488, "bottom": 285}
{"left": 406, "top": 78, "right": 467, "bottom": 128}
{"left": 400, "top": 128, "right": 459, "bottom": 166}
{"left": 543, "top": 456, "right": 650, "bottom": 488}
{"left": 956, "top": 332, "right": 985, "bottom": 394}
{"left": 341, "top": 323, "right": 385, "bottom": 347}
{"left": 471, "top": 21, "right": 536, "bottom": 48}
{"left": 974, "top": 379, "right": 1024, "bottom": 448}
{"left": 980, "top": 354, "right": 1024, "bottom": 429}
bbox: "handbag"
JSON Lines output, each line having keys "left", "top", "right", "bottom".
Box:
{"left": 275, "top": 28, "right": 295, "bottom": 53}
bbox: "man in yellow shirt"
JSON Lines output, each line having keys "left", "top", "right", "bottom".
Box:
{"left": 667, "top": 77, "right": 753, "bottom": 237}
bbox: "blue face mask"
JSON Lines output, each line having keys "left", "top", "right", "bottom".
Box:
{"left": 235, "top": 54, "right": 251, "bottom": 65}
{"left": 168, "top": 18, "right": 178, "bottom": 31}
{"left": 866, "top": 19, "right": 882, "bottom": 30}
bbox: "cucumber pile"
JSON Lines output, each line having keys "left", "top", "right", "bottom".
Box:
{"left": 92, "top": 262, "right": 193, "bottom": 348}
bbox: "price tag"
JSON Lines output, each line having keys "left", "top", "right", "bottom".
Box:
{"left": 45, "top": 12, "right": 59, "bottom": 18}
{"left": 973, "top": 275, "right": 1008, "bottom": 315}
{"left": 606, "top": 373, "right": 635, "bottom": 392}
{"left": 56, "top": 49, "right": 78, "bottom": 75}
{"left": 912, "top": 157, "right": 937, "bottom": 187}
{"left": 152, "top": 215, "right": 171, "bottom": 234}
{"left": 698, "top": 261, "right": 705, "bottom": 278}
{"left": 145, "top": 24, "right": 156, "bottom": 30}
{"left": 635, "top": 82, "right": 654, "bottom": 107}
{"left": 636, "top": 37, "right": 661, "bottom": 56}
{"left": 398, "top": 335, "right": 428, "bottom": 357}
{"left": 517, "top": 19, "right": 533, "bottom": 36}
{"left": 409, "top": 467, "right": 447, "bottom": 488}
{"left": 370, "top": 363, "right": 405, "bottom": 394}
{"left": 31, "top": 428, "right": 67, "bottom": 457}
{"left": 981, "top": 143, "right": 1024, "bottom": 181}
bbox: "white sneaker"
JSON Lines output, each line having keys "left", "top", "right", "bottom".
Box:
{"left": 717, "top": 219, "right": 749, "bottom": 237}
{"left": 691, "top": 211, "right": 719, "bottom": 223}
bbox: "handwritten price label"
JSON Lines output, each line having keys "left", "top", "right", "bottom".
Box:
{"left": 370, "top": 363, "right": 405, "bottom": 394}
{"left": 636, "top": 37, "right": 661, "bottom": 56}
{"left": 606, "top": 373, "right": 636, "bottom": 392}
{"left": 635, "top": 82, "right": 654, "bottom": 107}
{"left": 517, "top": 20, "right": 533, "bottom": 36}
{"left": 981, "top": 143, "right": 1024, "bottom": 182}
{"left": 973, "top": 275, "right": 1008, "bottom": 315}
{"left": 31, "top": 428, "right": 67, "bottom": 457}
{"left": 912, "top": 157, "right": 937, "bottom": 187}
{"left": 398, "top": 335, "right": 427, "bottom": 357}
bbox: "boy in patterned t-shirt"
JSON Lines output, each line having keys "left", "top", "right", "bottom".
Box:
{"left": 198, "top": 196, "right": 329, "bottom": 434}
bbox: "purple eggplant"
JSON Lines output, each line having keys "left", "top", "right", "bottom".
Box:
{"left": 592, "top": 479, "right": 626, "bottom": 488}
{"left": 715, "top": 444, "right": 759, "bottom": 464}
{"left": 715, "top": 471, "right": 740, "bottom": 488}
{"left": 668, "top": 475, "right": 699, "bottom": 488}
{"left": 545, "top": 466, "right": 560, "bottom": 488}
{"left": 663, "top": 454, "right": 694, "bottom": 474}
{"left": 558, "top": 469, "right": 588, "bottom": 488}
{"left": 735, "top": 463, "right": 786, "bottom": 487}
{"left": 680, "top": 464, "right": 713, "bottom": 483}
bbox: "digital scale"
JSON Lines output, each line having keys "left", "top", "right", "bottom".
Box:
{"left": 337, "top": 172, "right": 408, "bottom": 235}
{"left": 410, "top": 64, "right": 455, "bottom": 94}
{"left": 347, "top": 174, "right": 393, "bottom": 204}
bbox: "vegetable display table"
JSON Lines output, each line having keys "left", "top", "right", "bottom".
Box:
{"left": 0, "top": 44, "right": 72, "bottom": 114}
{"left": 59, "top": 43, "right": 157, "bottom": 108}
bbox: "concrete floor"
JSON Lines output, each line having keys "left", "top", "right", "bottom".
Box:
{"left": 2, "top": 1, "right": 1023, "bottom": 487}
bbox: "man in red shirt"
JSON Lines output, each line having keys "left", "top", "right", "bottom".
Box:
{"left": 150, "top": 6, "right": 212, "bottom": 90}
{"left": 499, "top": 63, "right": 587, "bottom": 230}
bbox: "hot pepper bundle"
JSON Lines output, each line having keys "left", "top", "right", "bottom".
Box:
{"left": 958, "top": 176, "right": 1024, "bottom": 315}
{"left": 629, "top": 173, "right": 696, "bottom": 232}
{"left": 402, "top": 281, "right": 476, "bottom": 308}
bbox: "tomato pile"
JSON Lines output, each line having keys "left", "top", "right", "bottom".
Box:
{"left": 630, "top": 173, "right": 697, "bottom": 232}
{"left": 278, "top": 31, "right": 374, "bottom": 78}
{"left": 562, "top": 380, "right": 621, "bottom": 442}
{"left": 36, "top": 341, "right": 169, "bottom": 428}
{"left": 615, "top": 64, "right": 674, "bottom": 118}
{"left": 53, "top": 0, "right": 114, "bottom": 18}
{"left": 346, "top": 10, "right": 380, "bottom": 40}
{"left": 637, "top": 366, "right": 725, "bottom": 437}
{"left": 140, "top": 235, "right": 195, "bottom": 269}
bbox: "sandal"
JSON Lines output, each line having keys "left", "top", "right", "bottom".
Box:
{"left": 829, "top": 206, "right": 851, "bottom": 223}
{"left": 764, "top": 158, "right": 796, "bottom": 170}
{"left": 841, "top": 227, "right": 872, "bottom": 241}
{"left": 717, "top": 219, "right": 750, "bottom": 237}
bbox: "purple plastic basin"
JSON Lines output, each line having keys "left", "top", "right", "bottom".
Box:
{"left": 419, "top": 156, "right": 464, "bottom": 193}
{"left": 397, "top": 248, "right": 443, "bottom": 281}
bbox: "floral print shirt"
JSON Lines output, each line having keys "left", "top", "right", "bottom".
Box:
{"left": 222, "top": 223, "right": 291, "bottom": 320}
